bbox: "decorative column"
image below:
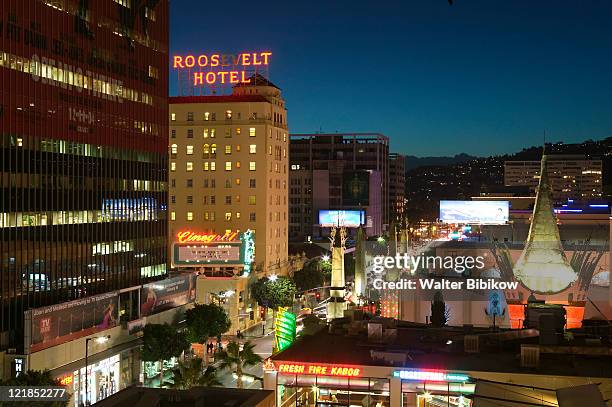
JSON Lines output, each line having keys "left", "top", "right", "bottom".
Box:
{"left": 327, "top": 226, "right": 348, "bottom": 320}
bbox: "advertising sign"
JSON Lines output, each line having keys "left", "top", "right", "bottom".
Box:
{"left": 440, "top": 200, "right": 509, "bottom": 225}
{"left": 318, "top": 210, "right": 365, "bottom": 227}
{"left": 274, "top": 307, "right": 296, "bottom": 352}
{"left": 172, "top": 230, "right": 255, "bottom": 273}
{"left": 342, "top": 171, "right": 370, "bottom": 206}
{"left": 140, "top": 274, "right": 196, "bottom": 317}
{"left": 27, "top": 291, "right": 119, "bottom": 353}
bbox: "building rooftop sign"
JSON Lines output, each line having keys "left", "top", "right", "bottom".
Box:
{"left": 172, "top": 51, "right": 272, "bottom": 95}
{"left": 393, "top": 369, "right": 470, "bottom": 383}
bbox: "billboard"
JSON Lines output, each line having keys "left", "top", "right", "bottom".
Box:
{"left": 318, "top": 210, "right": 365, "bottom": 227}
{"left": 172, "top": 230, "right": 255, "bottom": 273}
{"left": 141, "top": 274, "right": 197, "bottom": 317}
{"left": 26, "top": 291, "right": 119, "bottom": 353}
{"left": 440, "top": 200, "right": 509, "bottom": 225}
{"left": 342, "top": 171, "right": 370, "bottom": 206}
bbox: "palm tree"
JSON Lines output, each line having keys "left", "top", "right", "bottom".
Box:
{"left": 164, "top": 357, "right": 221, "bottom": 389}
{"left": 217, "top": 341, "right": 262, "bottom": 389}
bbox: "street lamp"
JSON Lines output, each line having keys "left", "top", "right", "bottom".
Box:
{"left": 321, "top": 255, "right": 330, "bottom": 262}
{"left": 268, "top": 274, "right": 278, "bottom": 282}
{"left": 85, "top": 335, "right": 110, "bottom": 406}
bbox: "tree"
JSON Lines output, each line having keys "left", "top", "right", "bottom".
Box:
{"left": 217, "top": 341, "right": 262, "bottom": 389}
{"left": 142, "top": 324, "right": 190, "bottom": 387}
{"left": 251, "top": 276, "right": 296, "bottom": 310}
{"left": 430, "top": 291, "right": 450, "bottom": 327}
{"left": 292, "top": 266, "right": 324, "bottom": 292}
{"left": 0, "top": 370, "right": 67, "bottom": 407}
{"left": 185, "top": 303, "right": 231, "bottom": 357}
{"left": 164, "top": 357, "right": 221, "bottom": 389}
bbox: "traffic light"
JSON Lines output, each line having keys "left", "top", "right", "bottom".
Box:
{"left": 315, "top": 292, "right": 321, "bottom": 301}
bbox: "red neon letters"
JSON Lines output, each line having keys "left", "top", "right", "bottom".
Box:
{"left": 172, "top": 52, "right": 272, "bottom": 86}
{"left": 276, "top": 363, "right": 361, "bottom": 377}
{"left": 176, "top": 230, "right": 238, "bottom": 244}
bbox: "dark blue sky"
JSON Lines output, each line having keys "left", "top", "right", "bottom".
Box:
{"left": 169, "top": 0, "right": 612, "bottom": 157}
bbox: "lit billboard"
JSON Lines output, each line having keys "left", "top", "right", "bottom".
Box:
{"left": 172, "top": 230, "right": 255, "bottom": 273}
{"left": 318, "top": 210, "right": 365, "bottom": 227}
{"left": 440, "top": 200, "right": 509, "bottom": 225}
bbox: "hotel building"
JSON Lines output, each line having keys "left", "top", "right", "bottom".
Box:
{"left": 168, "top": 76, "right": 289, "bottom": 333}
{"left": 504, "top": 155, "right": 602, "bottom": 202}
{"left": 289, "top": 133, "right": 389, "bottom": 241}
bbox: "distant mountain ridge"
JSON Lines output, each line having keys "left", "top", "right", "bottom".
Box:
{"left": 404, "top": 153, "right": 479, "bottom": 170}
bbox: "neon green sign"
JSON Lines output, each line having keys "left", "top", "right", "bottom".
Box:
{"left": 275, "top": 307, "right": 296, "bottom": 352}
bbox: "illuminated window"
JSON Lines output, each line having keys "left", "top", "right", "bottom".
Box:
{"left": 225, "top": 212, "right": 232, "bottom": 221}
{"left": 249, "top": 128, "right": 256, "bottom": 137}
{"left": 268, "top": 146, "right": 272, "bottom": 155}
{"left": 236, "top": 145, "right": 241, "bottom": 152}
{"left": 171, "top": 144, "right": 178, "bottom": 154}
{"left": 211, "top": 162, "right": 216, "bottom": 171}
{"left": 248, "top": 196, "right": 256, "bottom": 205}
{"left": 283, "top": 133, "right": 287, "bottom": 142}
{"left": 204, "top": 112, "right": 210, "bottom": 121}
{"left": 249, "top": 162, "right": 256, "bottom": 171}
{"left": 203, "top": 144, "right": 210, "bottom": 154}
{"left": 204, "top": 212, "right": 209, "bottom": 220}
{"left": 283, "top": 148, "right": 286, "bottom": 157}
{"left": 170, "top": 162, "right": 176, "bottom": 171}
{"left": 236, "top": 128, "right": 241, "bottom": 136}
{"left": 236, "top": 161, "right": 241, "bottom": 169}
{"left": 225, "top": 162, "right": 232, "bottom": 171}
{"left": 203, "top": 162, "right": 209, "bottom": 171}
{"left": 236, "top": 212, "right": 241, "bottom": 219}
{"left": 144, "top": 6, "right": 156, "bottom": 21}
{"left": 186, "top": 162, "right": 193, "bottom": 171}
{"left": 210, "top": 129, "right": 216, "bottom": 138}
{"left": 235, "top": 178, "right": 241, "bottom": 185}
{"left": 249, "top": 144, "right": 256, "bottom": 154}
{"left": 226, "top": 110, "right": 232, "bottom": 119}
{"left": 171, "top": 113, "right": 176, "bottom": 121}
{"left": 203, "top": 129, "right": 209, "bottom": 138}
{"left": 225, "top": 145, "right": 232, "bottom": 154}
{"left": 211, "top": 144, "right": 217, "bottom": 154}
{"left": 187, "top": 212, "right": 193, "bottom": 221}
{"left": 186, "top": 145, "right": 194, "bottom": 155}
{"left": 171, "top": 211, "right": 176, "bottom": 220}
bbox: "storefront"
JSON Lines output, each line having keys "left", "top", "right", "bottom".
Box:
{"left": 55, "top": 347, "right": 140, "bottom": 407}
{"left": 265, "top": 361, "right": 474, "bottom": 407}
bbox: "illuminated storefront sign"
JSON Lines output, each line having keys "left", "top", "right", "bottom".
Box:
{"left": 276, "top": 363, "right": 362, "bottom": 377}
{"left": 172, "top": 51, "right": 272, "bottom": 86}
{"left": 172, "top": 230, "right": 255, "bottom": 272}
{"left": 176, "top": 230, "right": 238, "bottom": 244}
{"left": 274, "top": 307, "right": 296, "bottom": 352}
{"left": 393, "top": 370, "right": 470, "bottom": 382}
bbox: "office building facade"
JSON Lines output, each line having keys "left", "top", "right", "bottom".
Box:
{"left": 389, "top": 153, "right": 406, "bottom": 225}
{"left": 504, "top": 155, "right": 602, "bottom": 201}
{"left": 0, "top": 0, "right": 169, "bottom": 352}
{"left": 289, "top": 133, "right": 389, "bottom": 240}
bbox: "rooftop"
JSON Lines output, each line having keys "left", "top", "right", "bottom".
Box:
{"left": 93, "top": 386, "right": 274, "bottom": 407}
{"left": 271, "top": 318, "right": 612, "bottom": 379}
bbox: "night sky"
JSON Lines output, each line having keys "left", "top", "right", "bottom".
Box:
{"left": 169, "top": 0, "right": 612, "bottom": 157}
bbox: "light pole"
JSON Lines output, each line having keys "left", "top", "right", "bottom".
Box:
{"left": 84, "top": 335, "right": 110, "bottom": 406}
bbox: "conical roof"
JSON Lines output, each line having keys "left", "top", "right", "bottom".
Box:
{"left": 512, "top": 154, "right": 577, "bottom": 294}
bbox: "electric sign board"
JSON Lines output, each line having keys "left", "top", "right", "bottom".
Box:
{"left": 440, "top": 200, "right": 509, "bottom": 225}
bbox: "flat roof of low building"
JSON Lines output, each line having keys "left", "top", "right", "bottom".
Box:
{"left": 271, "top": 321, "right": 612, "bottom": 379}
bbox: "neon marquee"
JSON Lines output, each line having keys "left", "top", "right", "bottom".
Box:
{"left": 276, "top": 363, "right": 361, "bottom": 377}
{"left": 176, "top": 230, "right": 238, "bottom": 244}
{"left": 172, "top": 51, "right": 272, "bottom": 86}
{"left": 393, "top": 370, "right": 470, "bottom": 382}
